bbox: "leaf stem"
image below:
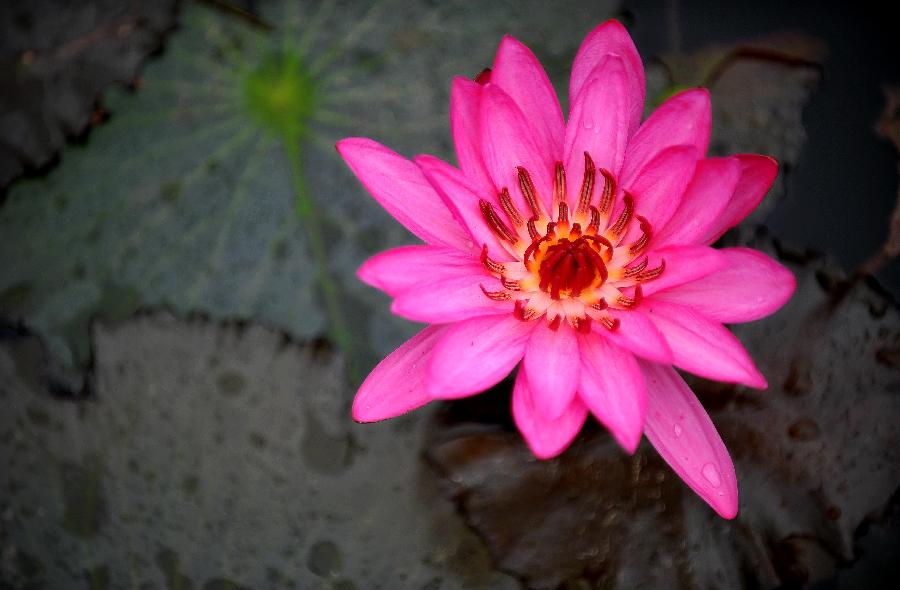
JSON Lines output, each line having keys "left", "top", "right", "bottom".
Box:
{"left": 284, "top": 138, "right": 361, "bottom": 383}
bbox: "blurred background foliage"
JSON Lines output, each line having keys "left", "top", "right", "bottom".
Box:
{"left": 0, "top": 0, "right": 898, "bottom": 588}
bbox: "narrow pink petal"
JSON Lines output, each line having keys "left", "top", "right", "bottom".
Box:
{"left": 353, "top": 326, "right": 446, "bottom": 422}
{"left": 620, "top": 145, "right": 697, "bottom": 239}
{"left": 639, "top": 245, "right": 728, "bottom": 297}
{"left": 522, "top": 321, "right": 579, "bottom": 419}
{"left": 480, "top": 83, "right": 554, "bottom": 212}
{"left": 427, "top": 314, "right": 533, "bottom": 399}
{"left": 698, "top": 155, "right": 779, "bottom": 244}
{"left": 564, "top": 56, "right": 631, "bottom": 195}
{"left": 653, "top": 157, "right": 742, "bottom": 249}
{"left": 577, "top": 331, "right": 646, "bottom": 452}
{"left": 337, "top": 138, "right": 469, "bottom": 250}
{"left": 450, "top": 77, "right": 495, "bottom": 195}
{"left": 642, "top": 299, "right": 767, "bottom": 388}
{"left": 357, "top": 245, "right": 484, "bottom": 297}
{"left": 640, "top": 361, "right": 739, "bottom": 518}
{"left": 391, "top": 270, "right": 513, "bottom": 324}
{"left": 569, "top": 19, "right": 645, "bottom": 136}
{"left": 652, "top": 248, "right": 796, "bottom": 323}
{"left": 415, "top": 154, "right": 510, "bottom": 260}
{"left": 512, "top": 370, "right": 588, "bottom": 459}
{"left": 601, "top": 309, "right": 673, "bottom": 364}
{"left": 620, "top": 89, "right": 711, "bottom": 190}
{"left": 492, "top": 35, "right": 565, "bottom": 161}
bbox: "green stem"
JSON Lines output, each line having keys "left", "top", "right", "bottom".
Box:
{"left": 284, "top": 138, "right": 361, "bottom": 383}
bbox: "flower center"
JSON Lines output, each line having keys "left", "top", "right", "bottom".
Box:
{"left": 536, "top": 231, "right": 608, "bottom": 299}
{"left": 476, "top": 153, "right": 665, "bottom": 331}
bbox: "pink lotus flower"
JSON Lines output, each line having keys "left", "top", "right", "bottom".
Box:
{"left": 337, "top": 20, "right": 795, "bottom": 518}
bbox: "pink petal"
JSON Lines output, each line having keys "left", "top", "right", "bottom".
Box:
{"left": 427, "top": 314, "right": 533, "bottom": 399}
{"left": 578, "top": 331, "right": 646, "bottom": 452}
{"left": 698, "top": 155, "right": 779, "bottom": 244}
{"left": 353, "top": 325, "right": 446, "bottom": 422}
{"left": 337, "top": 138, "right": 469, "bottom": 250}
{"left": 652, "top": 157, "right": 742, "bottom": 249}
{"left": 563, "top": 55, "right": 631, "bottom": 195}
{"left": 620, "top": 89, "right": 711, "bottom": 190}
{"left": 569, "top": 19, "right": 645, "bottom": 136}
{"left": 640, "top": 361, "right": 739, "bottom": 518}
{"left": 640, "top": 245, "right": 728, "bottom": 297}
{"left": 522, "top": 321, "right": 580, "bottom": 419}
{"left": 642, "top": 299, "right": 767, "bottom": 389}
{"left": 512, "top": 370, "right": 588, "bottom": 459}
{"left": 415, "top": 154, "right": 510, "bottom": 260}
{"left": 492, "top": 35, "right": 565, "bottom": 161}
{"left": 450, "top": 77, "right": 495, "bottom": 195}
{"left": 480, "top": 83, "right": 554, "bottom": 212}
{"left": 391, "top": 269, "right": 512, "bottom": 324}
{"left": 601, "top": 309, "right": 673, "bottom": 364}
{"left": 620, "top": 145, "right": 697, "bottom": 240}
{"left": 652, "top": 248, "right": 796, "bottom": 323}
{"left": 357, "top": 245, "right": 484, "bottom": 297}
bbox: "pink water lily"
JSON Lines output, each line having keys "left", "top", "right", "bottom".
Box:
{"left": 337, "top": 20, "right": 795, "bottom": 519}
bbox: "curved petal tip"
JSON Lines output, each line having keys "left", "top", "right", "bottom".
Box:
{"left": 512, "top": 371, "right": 588, "bottom": 459}
{"left": 352, "top": 326, "right": 446, "bottom": 422}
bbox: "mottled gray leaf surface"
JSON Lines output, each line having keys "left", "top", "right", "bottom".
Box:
{"left": 0, "top": 0, "right": 178, "bottom": 188}
{"left": 426, "top": 244, "right": 900, "bottom": 590}
{"left": 0, "top": 312, "right": 517, "bottom": 589}
{"left": 0, "top": 0, "right": 622, "bottom": 380}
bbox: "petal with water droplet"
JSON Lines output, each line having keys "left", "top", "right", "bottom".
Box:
{"left": 640, "top": 360, "right": 738, "bottom": 518}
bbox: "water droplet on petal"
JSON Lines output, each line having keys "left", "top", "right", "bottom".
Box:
{"left": 701, "top": 463, "right": 722, "bottom": 488}
{"left": 673, "top": 423, "right": 683, "bottom": 438}
{"left": 583, "top": 117, "right": 594, "bottom": 130}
